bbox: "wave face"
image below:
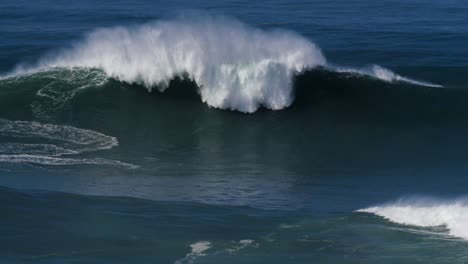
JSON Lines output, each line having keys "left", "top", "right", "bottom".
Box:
{"left": 358, "top": 198, "right": 468, "bottom": 240}
{"left": 7, "top": 16, "right": 441, "bottom": 113}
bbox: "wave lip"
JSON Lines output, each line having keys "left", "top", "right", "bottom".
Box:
{"left": 357, "top": 197, "right": 468, "bottom": 240}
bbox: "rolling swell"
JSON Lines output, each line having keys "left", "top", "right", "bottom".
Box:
{"left": 3, "top": 16, "right": 442, "bottom": 113}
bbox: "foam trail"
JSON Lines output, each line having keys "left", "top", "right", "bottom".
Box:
{"left": 0, "top": 143, "right": 78, "bottom": 156}
{"left": 333, "top": 65, "right": 443, "bottom": 88}
{"left": 357, "top": 197, "right": 468, "bottom": 240}
{"left": 0, "top": 118, "right": 118, "bottom": 153}
{"left": 0, "top": 119, "right": 137, "bottom": 168}
{"left": 7, "top": 16, "right": 442, "bottom": 112}
{"left": 0, "top": 154, "right": 138, "bottom": 169}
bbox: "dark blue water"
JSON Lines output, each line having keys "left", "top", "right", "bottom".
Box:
{"left": 1, "top": 1, "right": 468, "bottom": 263}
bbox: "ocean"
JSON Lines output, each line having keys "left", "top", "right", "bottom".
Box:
{"left": 1, "top": 0, "right": 468, "bottom": 263}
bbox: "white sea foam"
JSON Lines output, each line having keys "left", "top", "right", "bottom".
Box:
{"left": 279, "top": 223, "right": 300, "bottom": 229}
{"left": 6, "top": 16, "right": 442, "bottom": 113}
{"left": 226, "top": 239, "right": 257, "bottom": 254}
{"left": 357, "top": 197, "right": 468, "bottom": 240}
{"left": 0, "top": 154, "right": 138, "bottom": 169}
{"left": 175, "top": 241, "right": 211, "bottom": 264}
{"left": 0, "top": 143, "right": 78, "bottom": 156}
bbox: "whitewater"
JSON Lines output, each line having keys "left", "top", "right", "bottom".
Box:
{"left": 358, "top": 197, "right": 468, "bottom": 240}
{"left": 5, "top": 16, "right": 442, "bottom": 113}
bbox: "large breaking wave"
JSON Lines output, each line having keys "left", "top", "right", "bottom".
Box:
{"left": 6, "top": 16, "right": 441, "bottom": 113}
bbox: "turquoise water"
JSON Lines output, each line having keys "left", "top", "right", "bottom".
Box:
{"left": 1, "top": 1, "right": 468, "bottom": 263}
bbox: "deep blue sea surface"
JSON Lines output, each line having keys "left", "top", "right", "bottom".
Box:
{"left": 1, "top": 1, "right": 468, "bottom": 263}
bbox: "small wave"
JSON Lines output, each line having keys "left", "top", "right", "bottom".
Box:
{"left": 357, "top": 197, "right": 468, "bottom": 240}
{"left": 3, "top": 15, "right": 441, "bottom": 113}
